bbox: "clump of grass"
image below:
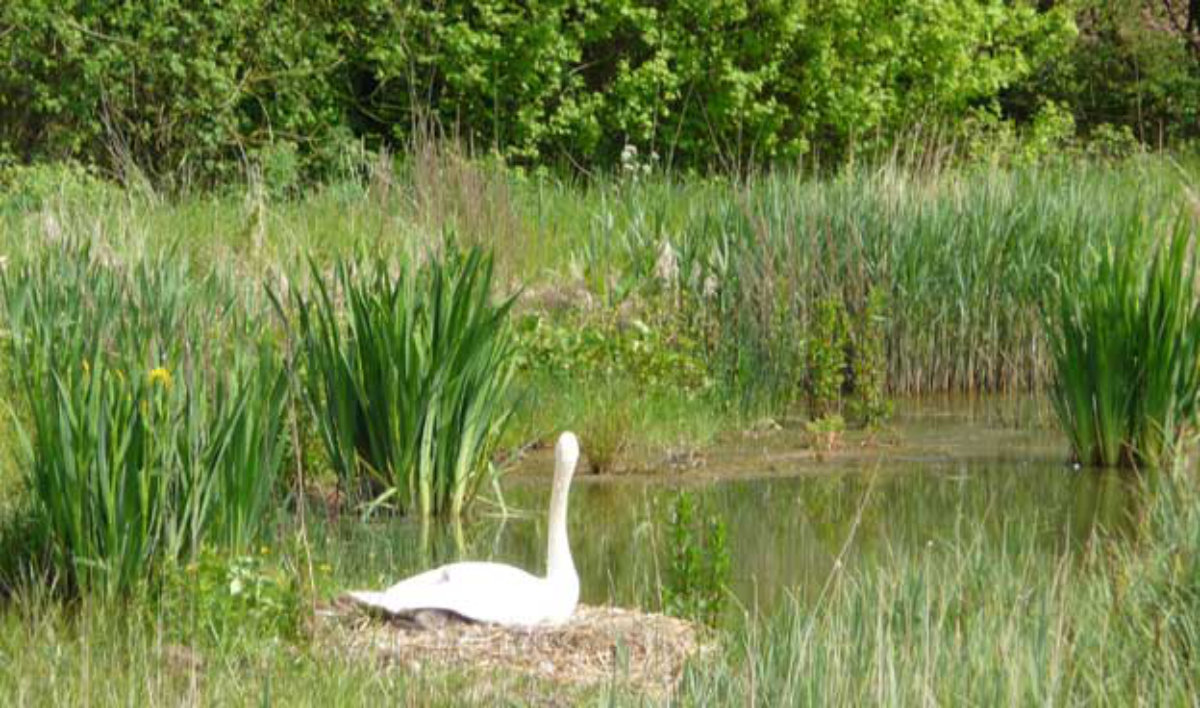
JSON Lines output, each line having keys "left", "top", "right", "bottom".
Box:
{"left": 0, "top": 244, "right": 288, "bottom": 596}
{"left": 1045, "top": 212, "right": 1200, "bottom": 468}
{"left": 288, "top": 246, "right": 517, "bottom": 518}
{"left": 578, "top": 384, "right": 632, "bottom": 474}
{"left": 805, "top": 414, "right": 846, "bottom": 460}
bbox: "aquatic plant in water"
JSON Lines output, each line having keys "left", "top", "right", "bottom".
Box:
{"left": 1045, "top": 212, "right": 1200, "bottom": 469}
{"left": 662, "top": 491, "right": 730, "bottom": 627}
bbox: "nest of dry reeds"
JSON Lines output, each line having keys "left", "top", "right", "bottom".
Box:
{"left": 318, "top": 601, "right": 708, "bottom": 700}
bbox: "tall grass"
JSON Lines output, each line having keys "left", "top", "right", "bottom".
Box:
{"left": 288, "top": 246, "right": 517, "bottom": 518}
{"left": 677, "top": 466, "right": 1200, "bottom": 704}
{"left": 1045, "top": 212, "right": 1200, "bottom": 468}
{"left": 5, "top": 156, "right": 1193, "bottom": 407}
{"left": 690, "top": 165, "right": 1187, "bottom": 409}
{"left": 0, "top": 243, "right": 288, "bottom": 595}
{"left": 540, "top": 160, "right": 1190, "bottom": 411}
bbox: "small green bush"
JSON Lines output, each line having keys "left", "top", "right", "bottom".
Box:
{"left": 160, "top": 547, "right": 303, "bottom": 649}
{"left": 514, "top": 310, "right": 710, "bottom": 394}
{"left": 849, "top": 288, "right": 892, "bottom": 428}
{"left": 806, "top": 297, "right": 850, "bottom": 420}
{"left": 806, "top": 414, "right": 847, "bottom": 459}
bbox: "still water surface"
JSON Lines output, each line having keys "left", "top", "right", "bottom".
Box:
{"left": 320, "top": 398, "right": 1138, "bottom": 614}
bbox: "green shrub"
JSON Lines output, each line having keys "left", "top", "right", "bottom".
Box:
{"left": 806, "top": 414, "right": 847, "bottom": 460}
{"left": 0, "top": 2, "right": 345, "bottom": 184}
{"left": 1009, "top": 0, "right": 1200, "bottom": 151}
{"left": 0, "top": 0, "right": 1077, "bottom": 179}
{"left": 514, "top": 310, "right": 710, "bottom": 394}
{"left": 1085, "top": 123, "right": 1142, "bottom": 161}
{"left": 160, "top": 547, "right": 303, "bottom": 649}
{"left": 806, "top": 297, "right": 850, "bottom": 420}
{"left": 289, "top": 246, "right": 517, "bottom": 518}
{"left": 849, "top": 287, "right": 892, "bottom": 428}
{"left": 0, "top": 161, "right": 115, "bottom": 213}
{"left": 1045, "top": 212, "right": 1200, "bottom": 469}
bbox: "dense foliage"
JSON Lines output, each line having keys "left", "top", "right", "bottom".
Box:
{"left": 12, "top": 0, "right": 1199, "bottom": 180}
{"left": 1010, "top": 0, "right": 1200, "bottom": 149}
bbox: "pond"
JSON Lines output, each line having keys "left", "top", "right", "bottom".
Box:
{"left": 315, "top": 397, "right": 1142, "bottom": 615}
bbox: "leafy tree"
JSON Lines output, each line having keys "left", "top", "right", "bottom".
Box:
{"left": 0, "top": 0, "right": 1136, "bottom": 181}
{"left": 1007, "top": 0, "right": 1200, "bottom": 146}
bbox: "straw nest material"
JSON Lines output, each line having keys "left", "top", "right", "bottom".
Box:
{"left": 319, "top": 600, "right": 709, "bottom": 699}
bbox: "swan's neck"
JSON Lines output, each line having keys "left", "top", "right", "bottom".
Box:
{"left": 545, "top": 463, "right": 575, "bottom": 582}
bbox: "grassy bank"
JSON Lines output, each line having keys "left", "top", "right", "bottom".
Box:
{"left": 0, "top": 155, "right": 1193, "bottom": 484}
{"left": 5, "top": 156, "right": 1192, "bottom": 396}
{"left": 0, "top": 459, "right": 1195, "bottom": 704}
{"left": 682, "top": 472, "right": 1200, "bottom": 704}
{"left": 0, "top": 156, "right": 1198, "bottom": 703}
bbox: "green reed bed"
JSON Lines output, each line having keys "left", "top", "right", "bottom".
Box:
{"left": 497, "top": 159, "right": 1187, "bottom": 415}
{"left": 674, "top": 163, "right": 1188, "bottom": 408}
{"left": 6, "top": 157, "right": 1193, "bottom": 403}
{"left": 0, "top": 158, "right": 1195, "bottom": 442}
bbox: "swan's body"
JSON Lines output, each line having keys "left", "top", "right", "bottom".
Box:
{"left": 347, "top": 432, "right": 581, "bottom": 627}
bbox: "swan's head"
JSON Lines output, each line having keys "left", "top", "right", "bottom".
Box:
{"left": 555, "top": 432, "right": 581, "bottom": 480}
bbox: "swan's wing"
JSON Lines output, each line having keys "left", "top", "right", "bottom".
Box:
{"left": 344, "top": 567, "right": 454, "bottom": 613}
{"left": 346, "top": 562, "right": 546, "bottom": 624}
{"left": 381, "top": 565, "right": 458, "bottom": 594}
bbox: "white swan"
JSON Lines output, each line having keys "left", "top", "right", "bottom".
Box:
{"left": 346, "top": 432, "right": 581, "bottom": 627}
